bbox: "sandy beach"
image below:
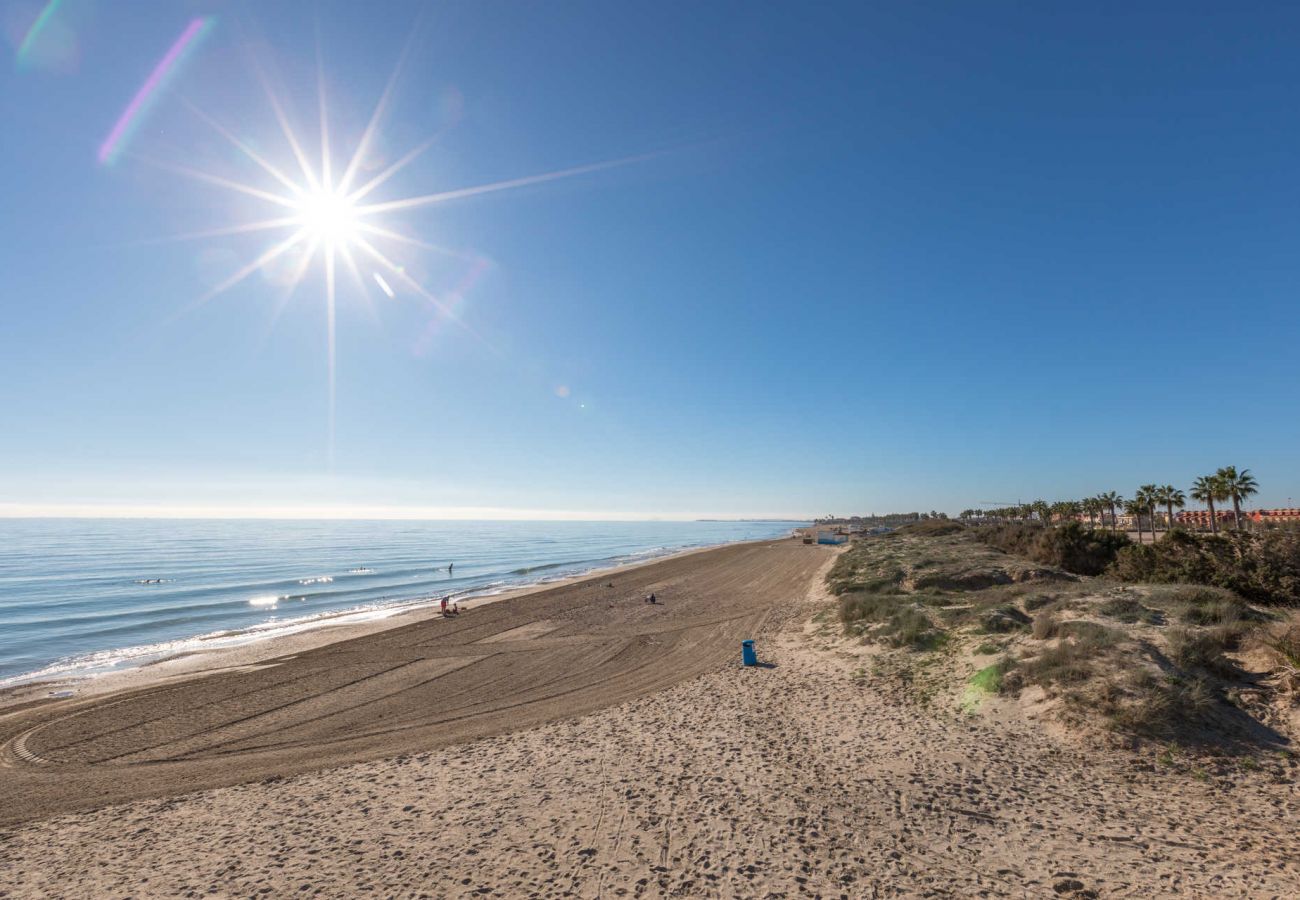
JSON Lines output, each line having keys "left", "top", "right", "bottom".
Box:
{"left": 0, "top": 538, "right": 827, "bottom": 825}
{"left": 2, "top": 537, "right": 1298, "bottom": 897}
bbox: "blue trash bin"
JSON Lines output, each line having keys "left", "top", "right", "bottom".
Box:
{"left": 741, "top": 639, "right": 757, "bottom": 667}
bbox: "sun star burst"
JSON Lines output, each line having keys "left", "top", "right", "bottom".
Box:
{"left": 139, "top": 28, "right": 655, "bottom": 463}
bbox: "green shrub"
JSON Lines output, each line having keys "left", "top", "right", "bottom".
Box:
{"left": 975, "top": 522, "right": 1129, "bottom": 576}
{"left": 1109, "top": 530, "right": 1300, "bottom": 605}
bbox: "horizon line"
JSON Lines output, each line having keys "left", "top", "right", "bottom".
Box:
{"left": 0, "top": 503, "right": 815, "bottom": 523}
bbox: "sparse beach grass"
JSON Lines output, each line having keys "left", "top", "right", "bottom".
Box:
{"left": 828, "top": 523, "right": 1299, "bottom": 752}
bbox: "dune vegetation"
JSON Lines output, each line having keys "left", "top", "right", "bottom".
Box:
{"left": 826, "top": 520, "right": 1300, "bottom": 752}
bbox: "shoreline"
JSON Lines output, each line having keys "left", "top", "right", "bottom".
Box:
{"left": 0, "top": 533, "right": 795, "bottom": 710}
{"left": 0, "top": 537, "right": 830, "bottom": 825}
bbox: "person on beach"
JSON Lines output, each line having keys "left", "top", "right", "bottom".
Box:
{"left": 440, "top": 597, "right": 449, "bottom": 615}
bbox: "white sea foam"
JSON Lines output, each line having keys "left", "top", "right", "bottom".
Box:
{"left": 0, "top": 599, "right": 433, "bottom": 688}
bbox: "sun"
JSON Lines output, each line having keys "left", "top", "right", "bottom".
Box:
{"left": 295, "top": 188, "right": 359, "bottom": 245}
{"left": 140, "top": 30, "right": 654, "bottom": 464}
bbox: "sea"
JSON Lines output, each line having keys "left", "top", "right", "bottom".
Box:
{"left": 0, "top": 518, "right": 802, "bottom": 686}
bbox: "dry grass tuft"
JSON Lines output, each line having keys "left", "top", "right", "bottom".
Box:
{"left": 1098, "top": 596, "right": 1160, "bottom": 625}
{"left": 1256, "top": 613, "right": 1300, "bottom": 693}
{"left": 1166, "top": 626, "right": 1240, "bottom": 678}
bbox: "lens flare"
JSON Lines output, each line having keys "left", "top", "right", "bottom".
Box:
{"left": 98, "top": 17, "right": 214, "bottom": 166}
{"left": 15, "top": 0, "right": 65, "bottom": 68}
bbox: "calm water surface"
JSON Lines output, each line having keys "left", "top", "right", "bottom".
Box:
{"left": 0, "top": 518, "right": 801, "bottom": 684}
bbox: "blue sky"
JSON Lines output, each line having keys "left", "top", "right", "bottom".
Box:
{"left": 1, "top": 0, "right": 1297, "bottom": 519}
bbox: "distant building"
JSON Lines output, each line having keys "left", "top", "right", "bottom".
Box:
{"left": 1175, "top": 508, "right": 1300, "bottom": 527}
{"left": 1176, "top": 509, "right": 1237, "bottom": 527}
{"left": 1249, "top": 508, "right": 1300, "bottom": 524}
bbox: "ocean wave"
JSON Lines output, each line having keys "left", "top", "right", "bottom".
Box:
{"left": 509, "top": 561, "right": 574, "bottom": 575}
{"left": 248, "top": 595, "right": 284, "bottom": 607}
{"left": 0, "top": 598, "right": 436, "bottom": 689}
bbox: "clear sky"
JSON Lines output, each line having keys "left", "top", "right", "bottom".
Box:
{"left": 2, "top": 0, "right": 1298, "bottom": 520}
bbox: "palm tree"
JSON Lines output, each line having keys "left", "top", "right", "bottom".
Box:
{"left": 1097, "top": 491, "right": 1123, "bottom": 532}
{"left": 1032, "top": 499, "right": 1052, "bottom": 527}
{"left": 1216, "top": 466, "right": 1259, "bottom": 531}
{"left": 1137, "top": 484, "right": 1159, "bottom": 537}
{"left": 1156, "top": 485, "right": 1185, "bottom": 531}
{"left": 1082, "top": 497, "right": 1101, "bottom": 529}
{"left": 1125, "top": 498, "right": 1145, "bottom": 544}
{"left": 1190, "top": 475, "right": 1221, "bottom": 534}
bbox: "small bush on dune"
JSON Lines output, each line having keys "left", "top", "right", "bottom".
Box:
{"left": 1111, "top": 672, "right": 1219, "bottom": 737}
{"left": 1258, "top": 614, "right": 1300, "bottom": 692}
{"left": 862, "top": 575, "right": 906, "bottom": 594}
{"left": 882, "top": 606, "right": 946, "bottom": 650}
{"left": 1023, "top": 592, "right": 1058, "bottom": 612}
{"left": 1267, "top": 617, "right": 1300, "bottom": 669}
{"left": 1031, "top": 609, "right": 1065, "bottom": 640}
{"left": 1162, "top": 586, "right": 1252, "bottom": 627}
{"left": 838, "top": 592, "right": 900, "bottom": 627}
{"left": 1010, "top": 642, "right": 1095, "bottom": 688}
{"left": 1099, "top": 596, "right": 1160, "bottom": 624}
{"left": 981, "top": 605, "right": 1031, "bottom": 633}
{"left": 1057, "top": 620, "right": 1122, "bottom": 648}
{"left": 839, "top": 593, "right": 945, "bottom": 649}
{"left": 1166, "top": 626, "right": 1240, "bottom": 678}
